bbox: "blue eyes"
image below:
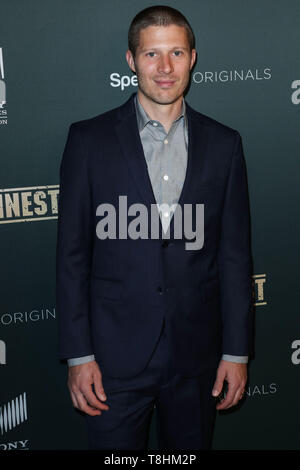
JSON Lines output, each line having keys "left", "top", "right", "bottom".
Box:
{"left": 146, "top": 51, "right": 183, "bottom": 57}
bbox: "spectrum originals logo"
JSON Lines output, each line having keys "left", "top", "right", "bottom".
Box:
{"left": 110, "top": 67, "right": 272, "bottom": 91}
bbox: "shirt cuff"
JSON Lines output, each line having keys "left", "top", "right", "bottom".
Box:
{"left": 67, "top": 355, "right": 95, "bottom": 367}
{"left": 221, "top": 354, "right": 248, "bottom": 364}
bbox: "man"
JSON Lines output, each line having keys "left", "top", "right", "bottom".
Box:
{"left": 56, "top": 5, "right": 254, "bottom": 450}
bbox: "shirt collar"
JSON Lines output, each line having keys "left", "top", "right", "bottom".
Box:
{"left": 134, "top": 92, "right": 186, "bottom": 133}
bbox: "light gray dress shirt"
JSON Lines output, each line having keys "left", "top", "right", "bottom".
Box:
{"left": 68, "top": 94, "right": 248, "bottom": 366}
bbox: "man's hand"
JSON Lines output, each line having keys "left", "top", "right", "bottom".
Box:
{"left": 68, "top": 360, "right": 109, "bottom": 416}
{"left": 212, "top": 360, "right": 247, "bottom": 410}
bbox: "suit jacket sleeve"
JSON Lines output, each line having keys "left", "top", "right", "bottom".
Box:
{"left": 217, "top": 131, "right": 254, "bottom": 357}
{"left": 56, "top": 123, "right": 94, "bottom": 360}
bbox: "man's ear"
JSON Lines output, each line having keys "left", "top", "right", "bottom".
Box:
{"left": 190, "top": 49, "right": 197, "bottom": 70}
{"left": 126, "top": 50, "right": 136, "bottom": 73}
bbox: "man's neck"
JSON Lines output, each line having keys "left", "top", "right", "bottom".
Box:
{"left": 137, "top": 90, "right": 184, "bottom": 133}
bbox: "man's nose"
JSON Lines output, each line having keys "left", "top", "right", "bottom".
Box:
{"left": 157, "top": 54, "right": 173, "bottom": 74}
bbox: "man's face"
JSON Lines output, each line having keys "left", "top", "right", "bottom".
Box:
{"left": 126, "top": 24, "right": 196, "bottom": 106}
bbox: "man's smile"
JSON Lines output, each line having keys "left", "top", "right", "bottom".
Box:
{"left": 154, "top": 79, "right": 176, "bottom": 88}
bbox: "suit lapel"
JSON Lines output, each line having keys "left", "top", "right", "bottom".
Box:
{"left": 169, "top": 102, "right": 210, "bottom": 238}
{"left": 177, "top": 102, "right": 210, "bottom": 208}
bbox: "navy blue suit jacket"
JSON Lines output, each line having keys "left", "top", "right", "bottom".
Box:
{"left": 56, "top": 92, "right": 254, "bottom": 378}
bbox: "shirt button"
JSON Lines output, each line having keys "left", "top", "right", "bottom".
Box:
{"left": 164, "top": 139, "right": 168, "bottom": 145}
{"left": 153, "top": 122, "right": 158, "bottom": 127}
{"left": 163, "top": 212, "right": 169, "bottom": 217}
{"left": 163, "top": 175, "right": 169, "bottom": 181}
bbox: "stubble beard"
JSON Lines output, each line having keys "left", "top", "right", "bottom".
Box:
{"left": 135, "top": 69, "right": 190, "bottom": 106}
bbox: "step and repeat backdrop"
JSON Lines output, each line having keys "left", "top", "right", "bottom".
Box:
{"left": 0, "top": 0, "right": 299, "bottom": 450}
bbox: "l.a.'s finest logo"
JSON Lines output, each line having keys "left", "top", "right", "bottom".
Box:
{"left": 0, "top": 185, "right": 59, "bottom": 223}
{"left": 0, "top": 47, "right": 7, "bottom": 125}
{"left": 252, "top": 274, "right": 267, "bottom": 306}
{"left": 0, "top": 393, "right": 28, "bottom": 435}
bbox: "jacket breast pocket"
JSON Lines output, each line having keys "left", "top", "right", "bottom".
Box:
{"left": 193, "top": 177, "right": 224, "bottom": 190}
{"left": 91, "top": 276, "right": 124, "bottom": 301}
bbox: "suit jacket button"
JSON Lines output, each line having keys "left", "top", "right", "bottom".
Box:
{"left": 162, "top": 240, "right": 169, "bottom": 248}
{"left": 157, "top": 286, "right": 163, "bottom": 294}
